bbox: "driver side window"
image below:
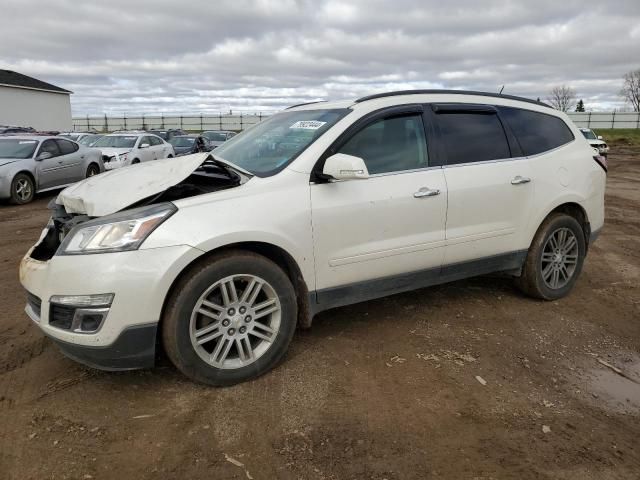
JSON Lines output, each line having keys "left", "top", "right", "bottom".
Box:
{"left": 39, "top": 139, "right": 61, "bottom": 158}
{"left": 338, "top": 113, "right": 429, "bottom": 175}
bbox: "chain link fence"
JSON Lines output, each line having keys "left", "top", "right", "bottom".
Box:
{"left": 72, "top": 112, "right": 274, "bottom": 132}
{"left": 73, "top": 111, "right": 640, "bottom": 133}
{"left": 566, "top": 112, "right": 640, "bottom": 129}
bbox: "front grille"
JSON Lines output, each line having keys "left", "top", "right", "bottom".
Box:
{"left": 26, "top": 291, "right": 42, "bottom": 318}
{"left": 49, "top": 303, "right": 76, "bottom": 330}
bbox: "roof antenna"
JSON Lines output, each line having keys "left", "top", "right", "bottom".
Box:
{"left": 499, "top": 85, "right": 505, "bottom": 94}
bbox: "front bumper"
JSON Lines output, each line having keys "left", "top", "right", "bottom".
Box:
{"left": 104, "top": 159, "right": 127, "bottom": 170}
{"left": 20, "top": 243, "right": 203, "bottom": 369}
{"left": 45, "top": 323, "right": 158, "bottom": 371}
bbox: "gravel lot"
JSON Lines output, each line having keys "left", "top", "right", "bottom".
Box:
{"left": 1, "top": 144, "right": 639, "bottom": 479}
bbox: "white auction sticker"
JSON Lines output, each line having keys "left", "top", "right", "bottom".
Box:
{"left": 289, "top": 121, "right": 326, "bottom": 130}
{"left": 19, "top": 140, "right": 37, "bottom": 144}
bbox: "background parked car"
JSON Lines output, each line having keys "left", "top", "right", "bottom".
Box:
{"left": 92, "top": 133, "right": 174, "bottom": 170}
{"left": 148, "top": 129, "right": 187, "bottom": 142}
{"left": 580, "top": 128, "right": 609, "bottom": 157}
{"left": 0, "top": 136, "right": 103, "bottom": 204}
{"left": 168, "top": 134, "right": 212, "bottom": 156}
{"left": 58, "top": 132, "right": 97, "bottom": 143}
{"left": 0, "top": 125, "right": 35, "bottom": 135}
{"left": 201, "top": 130, "right": 236, "bottom": 148}
{"left": 77, "top": 134, "right": 104, "bottom": 147}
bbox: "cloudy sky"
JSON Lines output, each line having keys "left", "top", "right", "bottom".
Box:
{"left": 1, "top": 0, "right": 639, "bottom": 115}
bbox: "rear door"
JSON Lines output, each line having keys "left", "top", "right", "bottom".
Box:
{"left": 310, "top": 106, "right": 447, "bottom": 305}
{"left": 433, "top": 104, "right": 534, "bottom": 266}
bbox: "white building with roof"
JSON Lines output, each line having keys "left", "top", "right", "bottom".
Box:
{"left": 0, "top": 69, "right": 72, "bottom": 131}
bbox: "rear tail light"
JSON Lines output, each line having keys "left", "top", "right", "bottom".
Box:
{"left": 593, "top": 155, "right": 607, "bottom": 173}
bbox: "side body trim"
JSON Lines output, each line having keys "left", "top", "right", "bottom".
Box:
{"left": 311, "top": 250, "right": 527, "bottom": 314}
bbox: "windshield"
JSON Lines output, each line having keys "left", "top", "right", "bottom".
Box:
{"left": 78, "top": 134, "right": 102, "bottom": 146}
{"left": 581, "top": 130, "right": 597, "bottom": 140}
{"left": 170, "top": 137, "right": 196, "bottom": 147}
{"left": 93, "top": 135, "right": 138, "bottom": 148}
{"left": 0, "top": 138, "right": 39, "bottom": 159}
{"left": 213, "top": 109, "right": 349, "bottom": 176}
{"left": 203, "top": 131, "right": 227, "bottom": 141}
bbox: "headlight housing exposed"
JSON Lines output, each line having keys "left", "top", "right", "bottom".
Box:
{"left": 58, "top": 203, "right": 177, "bottom": 255}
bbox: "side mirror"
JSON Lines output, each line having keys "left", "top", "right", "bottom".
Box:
{"left": 597, "top": 135, "right": 603, "bottom": 140}
{"left": 140, "top": 143, "right": 150, "bottom": 149}
{"left": 36, "top": 151, "right": 53, "bottom": 161}
{"left": 322, "top": 153, "right": 369, "bottom": 181}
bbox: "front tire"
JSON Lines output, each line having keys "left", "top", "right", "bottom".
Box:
{"left": 86, "top": 163, "right": 100, "bottom": 178}
{"left": 162, "top": 251, "right": 297, "bottom": 386}
{"left": 10, "top": 173, "right": 35, "bottom": 204}
{"left": 516, "top": 213, "right": 586, "bottom": 300}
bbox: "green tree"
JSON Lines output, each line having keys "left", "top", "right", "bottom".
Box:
{"left": 575, "top": 99, "right": 585, "bottom": 112}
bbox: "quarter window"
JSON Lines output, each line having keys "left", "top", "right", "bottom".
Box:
{"left": 338, "top": 113, "right": 428, "bottom": 174}
{"left": 435, "top": 112, "right": 510, "bottom": 165}
{"left": 499, "top": 107, "right": 574, "bottom": 156}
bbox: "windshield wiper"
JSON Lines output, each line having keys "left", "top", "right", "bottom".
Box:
{"left": 200, "top": 154, "right": 253, "bottom": 182}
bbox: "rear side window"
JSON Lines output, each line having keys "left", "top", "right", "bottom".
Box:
{"left": 56, "top": 139, "right": 79, "bottom": 155}
{"left": 435, "top": 112, "right": 510, "bottom": 165}
{"left": 338, "top": 113, "right": 428, "bottom": 174}
{"left": 499, "top": 107, "right": 574, "bottom": 156}
{"left": 149, "top": 136, "right": 162, "bottom": 146}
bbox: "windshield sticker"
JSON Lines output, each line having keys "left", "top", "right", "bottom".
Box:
{"left": 289, "top": 121, "right": 326, "bottom": 130}
{"left": 19, "top": 140, "right": 37, "bottom": 144}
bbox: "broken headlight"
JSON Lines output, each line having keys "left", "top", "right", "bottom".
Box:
{"left": 58, "top": 203, "right": 177, "bottom": 255}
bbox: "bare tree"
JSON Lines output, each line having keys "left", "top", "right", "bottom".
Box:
{"left": 620, "top": 69, "right": 640, "bottom": 112}
{"left": 547, "top": 85, "right": 576, "bottom": 112}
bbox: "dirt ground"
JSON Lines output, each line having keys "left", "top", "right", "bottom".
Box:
{"left": 1, "top": 145, "right": 639, "bottom": 480}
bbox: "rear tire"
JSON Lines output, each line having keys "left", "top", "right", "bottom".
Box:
{"left": 10, "top": 173, "right": 35, "bottom": 204}
{"left": 516, "top": 213, "right": 586, "bottom": 300}
{"left": 162, "top": 250, "right": 297, "bottom": 386}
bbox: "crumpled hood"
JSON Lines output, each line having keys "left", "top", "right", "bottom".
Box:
{"left": 0, "top": 158, "right": 22, "bottom": 168}
{"left": 56, "top": 152, "right": 211, "bottom": 216}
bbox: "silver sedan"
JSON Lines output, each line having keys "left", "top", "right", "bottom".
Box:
{"left": 0, "top": 136, "right": 103, "bottom": 204}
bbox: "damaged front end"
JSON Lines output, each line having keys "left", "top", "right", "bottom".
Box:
{"left": 30, "top": 154, "right": 251, "bottom": 261}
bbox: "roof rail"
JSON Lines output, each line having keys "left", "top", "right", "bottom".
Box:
{"left": 354, "top": 89, "right": 551, "bottom": 108}
{"left": 285, "top": 100, "right": 326, "bottom": 110}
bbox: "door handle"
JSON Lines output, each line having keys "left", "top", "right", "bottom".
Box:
{"left": 511, "top": 176, "right": 531, "bottom": 185}
{"left": 414, "top": 187, "right": 441, "bottom": 198}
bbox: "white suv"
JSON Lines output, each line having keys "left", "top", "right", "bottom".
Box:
{"left": 92, "top": 132, "right": 175, "bottom": 170}
{"left": 20, "top": 90, "right": 606, "bottom": 386}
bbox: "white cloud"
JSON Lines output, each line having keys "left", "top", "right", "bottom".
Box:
{"left": 0, "top": 0, "right": 638, "bottom": 113}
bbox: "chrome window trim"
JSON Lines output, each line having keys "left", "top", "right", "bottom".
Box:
{"left": 368, "top": 165, "right": 442, "bottom": 177}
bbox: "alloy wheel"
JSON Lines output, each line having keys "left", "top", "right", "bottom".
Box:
{"left": 15, "top": 179, "right": 32, "bottom": 201}
{"left": 540, "top": 227, "right": 579, "bottom": 289}
{"left": 189, "top": 274, "right": 281, "bottom": 369}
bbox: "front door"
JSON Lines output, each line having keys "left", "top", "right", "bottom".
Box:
{"left": 35, "top": 139, "right": 66, "bottom": 189}
{"left": 310, "top": 109, "right": 447, "bottom": 306}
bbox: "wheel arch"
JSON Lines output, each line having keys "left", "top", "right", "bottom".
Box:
{"left": 13, "top": 169, "right": 37, "bottom": 190}
{"left": 158, "top": 241, "right": 313, "bottom": 351}
{"left": 533, "top": 201, "right": 591, "bottom": 251}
